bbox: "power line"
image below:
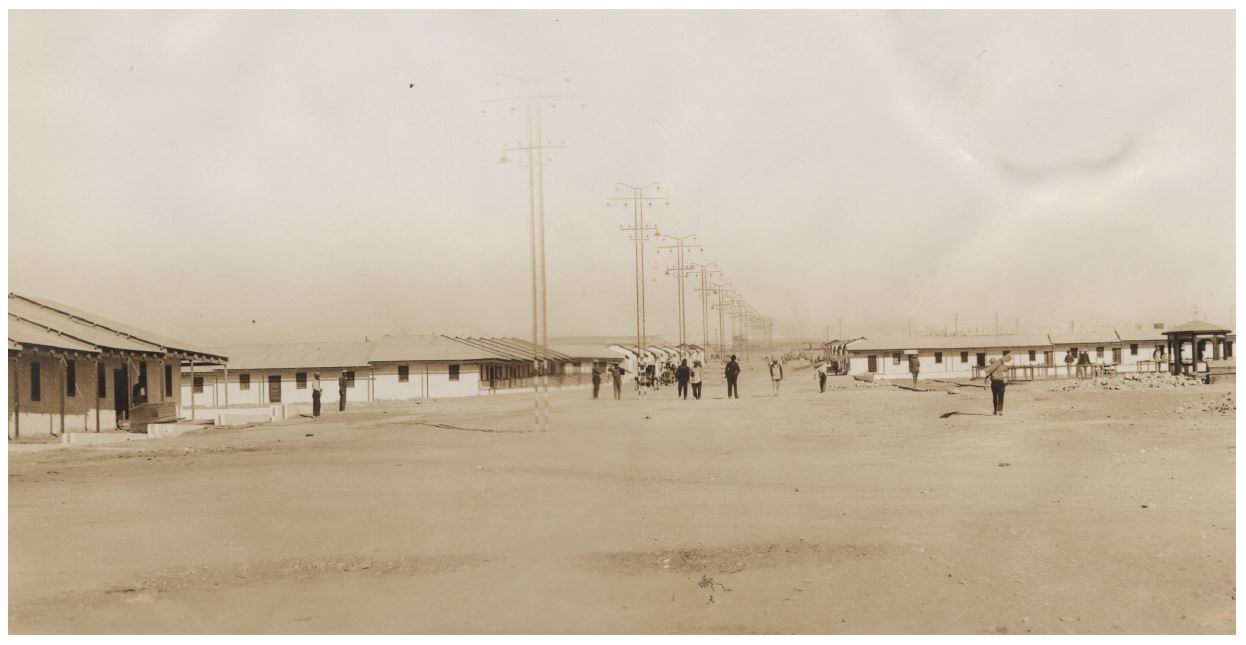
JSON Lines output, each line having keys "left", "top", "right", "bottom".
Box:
{"left": 608, "top": 183, "right": 665, "bottom": 367}
{"left": 658, "top": 233, "right": 702, "bottom": 347}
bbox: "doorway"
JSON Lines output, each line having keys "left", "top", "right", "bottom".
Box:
{"left": 113, "top": 367, "right": 129, "bottom": 419}
{"left": 268, "top": 375, "right": 282, "bottom": 403}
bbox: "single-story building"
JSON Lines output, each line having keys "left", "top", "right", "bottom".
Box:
{"left": 9, "top": 293, "right": 226, "bottom": 438}
{"left": 846, "top": 334, "right": 1053, "bottom": 380}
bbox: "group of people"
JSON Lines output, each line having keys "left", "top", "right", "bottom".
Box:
{"left": 589, "top": 354, "right": 795, "bottom": 401}
{"left": 307, "top": 371, "right": 351, "bottom": 418}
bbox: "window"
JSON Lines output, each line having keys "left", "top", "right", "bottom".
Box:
{"left": 1096, "top": 346, "right": 1105, "bottom": 358}
{"left": 398, "top": 365, "right": 409, "bottom": 383}
{"left": 66, "top": 360, "right": 77, "bottom": 397}
{"left": 240, "top": 373, "right": 250, "bottom": 390}
{"left": 934, "top": 352, "right": 943, "bottom": 364}
{"left": 97, "top": 362, "right": 107, "bottom": 397}
{"left": 1044, "top": 351, "right": 1054, "bottom": 365}
{"left": 960, "top": 352, "right": 969, "bottom": 363}
{"left": 164, "top": 365, "right": 173, "bottom": 397}
{"left": 193, "top": 376, "right": 204, "bottom": 393}
{"left": 892, "top": 352, "right": 901, "bottom": 365}
{"left": 30, "top": 362, "right": 41, "bottom": 402}
{"left": 448, "top": 364, "right": 460, "bottom": 381}
{"left": 345, "top": 371, "right": 356, "bottom": 387}
{"left": 296, "top": 372, "right": 307, "bottom": 389}
{"left": 1028, "top": 350, "right": 1036, "bottom": 362}
{"left": 1227, "top": 341, "right": 1234, "bottom": 358}
{"left": 1130, "top": 343, "right": 1139, "bottom": 356}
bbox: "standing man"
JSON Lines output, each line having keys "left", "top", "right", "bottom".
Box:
{"left": 725, "top": 355, "right": 741, "bottom": 399}
{"left": 907, "top": 352, "right": 921, "bottom": 389}
{"left": 1064, "top": 349, "right": 1075, "bottom": 378}
{"left": 311, "top": 372, "right": 322, "bottom": 418}
{"left": 609, "top": 363, "right": 625, "bottom": 399}
{"left": 591, "top": 364, "right": 603, "bottom": 399}
{"left": 690, "top": 360, "right": 704, "bottom": 400}
{"left": 338, "top": 370, "right": 348, "bottom": 412}
{"left": 1076, "top": 350, "right": 1090, "bottom": 379}
{"left": 982, "top": 354, "right": 1013, "bottom": 416}
{"left": 769, "top": 358, "right": 784, "bottom": 397}
{"left": 675, "top": 359, "right": 691, "bottom": 400}
{"left": 816, "top": 361, "right": 828, "bottom": 393}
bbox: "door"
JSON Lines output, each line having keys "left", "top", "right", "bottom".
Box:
{"left": 867, "top": 355, "right": 877, "bottom": 373}
{"left": 976, "top": 353, "right": 987, "bottom": 367}
{"left": 268, "top": 375, "right": 282, "bottom": 403}
{"left": 113, "top": 368, "right": 129, "bottom": 418}
{"left": 1112, "top": 348, "right": 1122, "bottom": 364}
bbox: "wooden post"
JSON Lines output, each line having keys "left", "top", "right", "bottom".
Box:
{"left": 12, "top": 355, "right": 19, "bottom": 441}
{"left": 57, "top": 354, "right": 67, "bottom": 436}
{"left": 189, "top": 360, "right": 195, "bottom": 421}
{"left": 95, "top": 357, "right": 101, "bottom": 432}
{"left": 223, "top": 365, "right": 229, "bottom": 407}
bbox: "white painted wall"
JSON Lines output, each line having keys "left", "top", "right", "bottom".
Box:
{"left": 373, "top": 362, "right": 481, "bottom": 399}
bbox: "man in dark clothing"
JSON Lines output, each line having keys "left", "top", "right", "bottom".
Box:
{"left": 982, "top": 354, "right": 1013, "bottom": 416}
{"left": 725, "top": 355, "right": 741, "bottom": 399}
{"left": 907, "top": 353, "right": 921, "bottom": 389}
{"left": 311, "top": 372, "right": 322, "bottom": 417}
{"left": 591, "top": 364, "right": 603, "bottom": 399}
{"left": 1076, "top": 350, "right": 1090, "bottom": 378}
{"left": 131, "top": 379, "right": 146, "bottom": 406}
{"left": 338, "top": 371, "right": 348, "bottom": 412}
{"left": 675, "top": 359, "right": 691, "bottom": 399}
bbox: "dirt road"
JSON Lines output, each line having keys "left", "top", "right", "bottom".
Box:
{"left": 8, "top": 368, "right": 1235, "bottom": 634}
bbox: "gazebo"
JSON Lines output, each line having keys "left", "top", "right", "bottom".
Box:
{"left": 1161, "top": 320, "right": 1233, "bottom": 376}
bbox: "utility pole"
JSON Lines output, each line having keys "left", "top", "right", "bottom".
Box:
{"left": 657, "top": 233, "right": 702, "bottom": 349}
{"left": 608, "top": 183, "right": 665, "bottom": 372}
{"left": 490, "top": 74, "right": 570, "bottom": 432}
{"left": 711, "top": 282, "right": 733, "bottom": 361}
{"left": 690, "top": 262, "right": 720, "bottom": 359}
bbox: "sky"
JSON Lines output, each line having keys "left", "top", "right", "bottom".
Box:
{"left": 8, "top": 10, "right": 1236, "bottom": 345}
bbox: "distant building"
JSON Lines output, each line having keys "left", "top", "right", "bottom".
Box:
{"left": 842, "top": 325, "right": 1231, "bottom": 380}
{"left": 181, "top": 335, "right": 619, "bottom": 404}
{"left": 8, "top": 294, "right": 226, "bottom": 438}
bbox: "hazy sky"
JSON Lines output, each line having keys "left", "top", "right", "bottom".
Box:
{"left": 9, "top": 10, "right": 1236, "bottom": 345}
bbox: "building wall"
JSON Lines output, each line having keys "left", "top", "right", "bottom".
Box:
{"left": 373, "top": 362, "right": 482, "bottom": 399}
{"left": 848, "top": 346, "right": 1054, "bottom": 380}
{"left": 182, "top": 367, "right": 376, "bottom": 406}
{"left": 7, "top": 352, "right": 174, "bottom": 438}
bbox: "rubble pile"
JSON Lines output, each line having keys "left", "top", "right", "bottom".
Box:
{"left": 1177, "top": 391, "right": 1235, "bottom": 415}
{"left": 1048, "top": 372, "right": 1203, "bottom": 392}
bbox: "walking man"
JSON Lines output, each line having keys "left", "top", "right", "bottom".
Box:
{"left": 311, "top": 371, "right": 322, "bottom": 418}
{"left": 769, "top": 358, "right": 784, "bottom": 397}
{"left": 982, "top": 354, "right": 1013, "bottom": 416}
{"left": 338, "top": 370, "right": 348, "bottom": 412}
{"left": 816, "top": 361, "right": 828, "bottom": 392}
{"left": 675, "top": 359, "right": 691, "bottom": 400}
{"left": 907, "top": 352, "right": 921, "bottom": 389}
{"left": 1064, "top": 349, "right": 1075, "bottom": 378}
{"left": 591, "top": 364, "right": 603, "bottom": 399}
{"left": 691, "top": 360, "right": 704, "bottom": 400}
{"left": 725, "top": 355, "right": 741, "bottom": 399}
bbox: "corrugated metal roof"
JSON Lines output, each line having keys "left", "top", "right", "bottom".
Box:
{"left": 9, "top": 296, "right": 165, "bottom": 353}
{"left": 850, "top": 334, "right": 1053, "bottom": 351}
{"left": 1163, "top": 320, "right": 1232, "bottom": 335}
{"left": 10, "top": 294, "right": 225, "bottom": 358}
{"left": 1048, "top": 331, "right": 1121, "bottom": 345}
{"left": 213, "top": 342, "right": 374, "bottom": 370}
{"left": 8, "top": 316, "right": 101, "bottom": 353}
{"left": 370, "top": 334, "right": 498, "bottom": 362}
{"left": 1116, "top": 328, "right": 1168, "bottom": 342}
{"left": 548, "top": 343, "right": 626, "bottom": 360}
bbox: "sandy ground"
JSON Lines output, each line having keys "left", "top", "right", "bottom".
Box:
{"left": 8, "top": 365, "right": 1236, "bottom": 634}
